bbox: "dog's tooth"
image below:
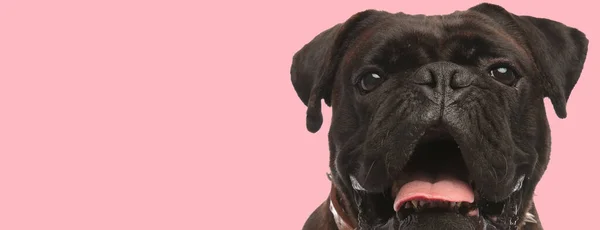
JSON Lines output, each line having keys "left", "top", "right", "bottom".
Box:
{"left": 405, "top": 202, "right": 412, "bottom": 209}
{"left": 456, "top": 202, "right": 462, "bottom": 208}
{"left": 449, "top": 202, "right": 456, "bottom": 208}
{"left": 411, "top": 200, "right": 419, "bottom": 208}
{"left": 468, "top": 209, "right": 480, "bottom": 217}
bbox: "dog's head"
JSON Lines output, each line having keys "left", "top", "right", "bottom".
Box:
{"left": 291, "top": 3, "right": 588, "bottom": 230}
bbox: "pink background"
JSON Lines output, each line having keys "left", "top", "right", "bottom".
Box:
{"left": 0, "top": 0, "right": 597, "bottom": 229}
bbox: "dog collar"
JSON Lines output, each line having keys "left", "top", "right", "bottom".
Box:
{"left": 329, "top": 184, "right": 356, "bottom": 230}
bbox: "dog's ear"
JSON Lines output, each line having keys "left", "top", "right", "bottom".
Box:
{"left": 290, "top": 10, "right": 384, "bottom": 132}
{"left": 470, "top": 3, "right": 589, "bottom": 118}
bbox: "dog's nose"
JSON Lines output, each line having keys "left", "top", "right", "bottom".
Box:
{"left": 412, "top": 61, "right": 475, "bottom": 104}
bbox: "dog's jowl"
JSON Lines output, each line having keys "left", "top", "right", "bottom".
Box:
{"left": 289, "top": 3, "right": 588, "bottom": 230}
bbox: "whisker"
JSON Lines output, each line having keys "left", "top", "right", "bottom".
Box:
{"left": 364, "top": 161, "right": 377, "bottom": 183}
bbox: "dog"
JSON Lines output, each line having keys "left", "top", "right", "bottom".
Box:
{"left": 289, "top": 3, "right": 588, "bottom": 230}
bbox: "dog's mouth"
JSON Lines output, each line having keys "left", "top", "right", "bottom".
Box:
{"left": 392, "top": 136, "right": 480, "bottom": 219}
{"left": 379, "top": 126, "right": 509, "bottom": 225}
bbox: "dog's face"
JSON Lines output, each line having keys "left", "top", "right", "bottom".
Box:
{"left": 291, "top": 3, "right": 587, "bottom": 230}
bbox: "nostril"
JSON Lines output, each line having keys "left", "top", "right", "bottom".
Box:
{"left": 413, "top": 69, "right": 437, "bottom": 88}
{"left": 450, "top": 72, "right": 474, "bottom": 89}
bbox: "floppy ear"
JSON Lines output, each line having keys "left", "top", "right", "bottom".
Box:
{"left": 470, "top": 3, "right": 589, "bottom": 118}
{"left": 290, "top": 10, "right": 383, "bottom": 133}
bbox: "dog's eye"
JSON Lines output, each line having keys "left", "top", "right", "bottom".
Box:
{"left": 489, "top": 66, "right": 517, "bottom": 85}
{"left": 359, "top": 73, "right": 385, "bottom": 92}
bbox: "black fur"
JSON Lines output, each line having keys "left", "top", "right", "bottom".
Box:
{"left": 291, "top": 3, "right": 588, "bottom": 230}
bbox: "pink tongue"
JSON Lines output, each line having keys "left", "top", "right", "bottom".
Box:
{"left": 393, "top": 173, "right": 474, "bottom": 211}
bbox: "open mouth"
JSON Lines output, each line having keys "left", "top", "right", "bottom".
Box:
{"left": 385, "top": 125, "right": 507, "bottom": 222}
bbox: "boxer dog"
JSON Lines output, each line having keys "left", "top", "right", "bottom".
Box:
{"left": 289, "top": 3, "right": 588, "bottom": 230}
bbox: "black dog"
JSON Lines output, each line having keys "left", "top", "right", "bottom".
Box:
{"left": 290, "top": 3, "right": 588, "bottom": 230}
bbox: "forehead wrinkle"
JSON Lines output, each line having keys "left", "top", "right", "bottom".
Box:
{"left": 341, "top": 17, "right": 397, "bottom": 67}
{"left": 341, "top": 11, "right": 532, "bottom": 74}
{"left": 364, "top": 17, "right": 446, "bottom": 65}
{"left": 446, "top": 12, "right": 529, "bottom": 58}
{"left": 342, "top": 28, "right": 376, "bottom": 66}
{"left": 341, "top": 19, "right": 404, "bottom": 71}
{"left": 479, "top": 24, "right": 528, "bottom": 58}
{"left": 432, "top": 14, "right": 532, "bottom": 67}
